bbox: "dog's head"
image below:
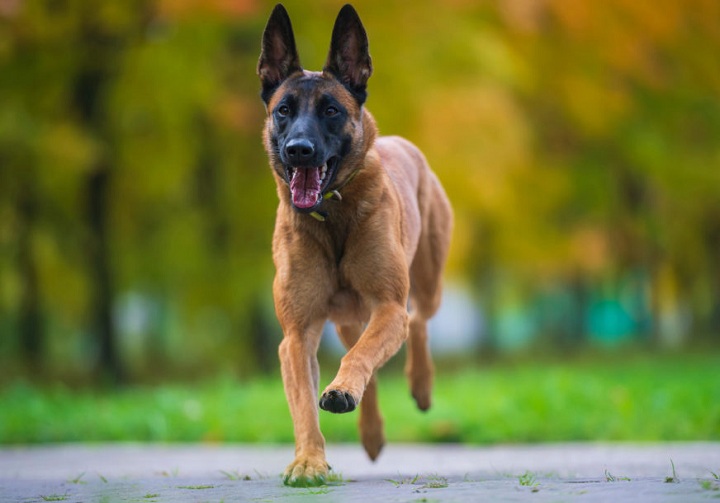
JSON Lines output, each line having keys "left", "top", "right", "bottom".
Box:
{"left": 258, "top": 4, "right": 373, "bottom": 214}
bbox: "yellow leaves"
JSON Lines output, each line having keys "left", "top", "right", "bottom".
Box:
{"left": 34, "top": 229, "right": 90, "bottom": 323}
{"left": 158, "top": 0, "right": 260, "bottom": 20}
{"left": 38, "top": 121, "right": 99, "bottom": 175}
{"left": 547, "top": 0, "right": 681, "bottom": 44}
{"left": 546, "top": 0, "right": 592, "bottom": 35}
{"left": 571, "top": 226, "right": 610, "bottom": 274}
{"left": 212, "top": 95, "right": 264, "bottom": 135}
{"left": 499, "top": 0, "right": 546, "bottom": 34}
{"left": 2, "top": 0, "right": 718, "bottom": 340}
{"left": 468, "top": 29, "right": 531, "bottom": 89}
{"left": 418, "top": 84, "right": 532, "bottom": 274}
{"left": 559, "top": 74, "right": 632, "bottom": 137}
{"left": 444, "top": 214, "right": 472, "bottom": 277}
{"left": 419, "top": 84, "right": 531, "bottom": 215}
{"left": 417, "top": 83, "right": 581, "bottom": 275}
{"left": 619, "top": 0, "right": 682, "bottom": 43}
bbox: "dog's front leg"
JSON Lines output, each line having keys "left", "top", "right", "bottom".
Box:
{"left": 320, "top": 302, "right": 408, "bottom": 413}
{"left": 278, "top": 319, "right": 328, "bottom": 486}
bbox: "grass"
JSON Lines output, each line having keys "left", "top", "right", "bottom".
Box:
{"left": 1, "top": 351, "right": 719, "bottom": 444}
{"left": 517, "top": 471, "right": 540, "bottom": 492}
{"left": 386, "top": 474, "right": 447, "bottom": 489}
{"left": 700, "top": 480, "right": 720, "bottom": 491}
{"left": 604, "top": 470, "right": 631, "bottom": 482}
{"left": 420, "top": 475, "right": 449, "bottom": 489}
{"left": 301, "top": 487, "right": 331, "bottom": 495}
{"left": 220, "top": 469, "right": 252, "bottom": 481}
{"left": 67, "top": 472, "right": 86, "bottom": 484}
{"left": 387, "top": 474, "right": 421, "bottom": 486}
{"left": 325, "top": 472, "right": 346, "bottom": 485}
{"left": 665, "top": 459, "right": 680, "bottom": 483}
{"left": 517, "top": 471, "right": 538, "bottom": 487}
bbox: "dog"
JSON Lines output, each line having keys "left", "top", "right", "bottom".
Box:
{"left": 257, "top": 3, "right": 453, "bottom": 486}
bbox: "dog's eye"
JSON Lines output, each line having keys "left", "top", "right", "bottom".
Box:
{"left": 277, "top": 105, "right": 290, "bottom": 117}
{"left": 324, "top": 106, "right": 339, "bottom": 117}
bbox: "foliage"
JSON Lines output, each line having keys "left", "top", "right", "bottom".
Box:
{"left": 0, "top": 1, "right": 719, "bottom": 379}
{"left": 0, "top": 351, "right": 718, "bottom": 443}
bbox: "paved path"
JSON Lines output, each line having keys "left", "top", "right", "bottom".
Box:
{"left": 1, "top": 443, "right": 719, "bottom": 501}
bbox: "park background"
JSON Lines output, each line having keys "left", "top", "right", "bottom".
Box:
{"left": 0, "top": 0, "right": 718, "bottom": 444}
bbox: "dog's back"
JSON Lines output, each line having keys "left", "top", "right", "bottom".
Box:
{"left": 377, "top": 135, "right": 453, "bottom": 278}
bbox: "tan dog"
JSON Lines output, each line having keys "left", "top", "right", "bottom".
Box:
{"left": 258, "top": 3, "right": 453, "bottom": 486}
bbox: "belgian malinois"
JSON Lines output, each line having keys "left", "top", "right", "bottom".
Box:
{"left": 258, "top": 3, "right": 453, "bottom": 486}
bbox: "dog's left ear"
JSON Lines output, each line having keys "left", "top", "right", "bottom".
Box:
{"left": 323, "top": 4, "right": 373, "bottom": 105}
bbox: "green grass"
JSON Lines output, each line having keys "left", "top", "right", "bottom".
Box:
{"left": 67, "top": 472, "right": 86, "bottom": 484}
{"left": 700, "top": 480, "right": 719, "bottom": 491}
{"left": 220, "top": 469, "right": 252, "bottom": 481}
{"left": 40, "top": 495, "right": 68, "bottom": 502}
{"left": 1, "top": 352, "right": 718, "bottom": 444}
{"left": 518, "top": 471, "right": 537, "bottom": 487}
{"left": 665, "top": 459, "right": 680, "bottom": 483}
{"left": 419, "top": 475, "right": 449, "bottom": 489}
{"left": 604, "top": 470, "right": 631, "bottom": 482}
{"left": 386, "top": 474, "right": 447, "bottom": 489}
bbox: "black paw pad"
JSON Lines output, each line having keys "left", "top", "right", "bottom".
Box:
{"left": 319, "top": 390, "right": 356, "bottom": 414}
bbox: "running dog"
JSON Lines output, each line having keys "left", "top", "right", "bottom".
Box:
{"left": 257, "top": 3, "right": 453, "bottom": 486}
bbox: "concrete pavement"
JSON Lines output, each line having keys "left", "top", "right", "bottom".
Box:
{"left": 1, "top": 443, "right": 719, "bottom": 501}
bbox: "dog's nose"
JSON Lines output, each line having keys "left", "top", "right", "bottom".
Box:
{"left": 285, "top": 138, "right": 315, "bottom": 165}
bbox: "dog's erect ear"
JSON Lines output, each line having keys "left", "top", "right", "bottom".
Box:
{"left": 323, "top": 4, "right": 373, "bottom": 105}
{"left": 257, "top": 4, "right": 302, "bottom": 104}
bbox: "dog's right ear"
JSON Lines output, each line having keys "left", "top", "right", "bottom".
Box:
{"left": 257, "top": 4, "right": 302, "bottom": 104}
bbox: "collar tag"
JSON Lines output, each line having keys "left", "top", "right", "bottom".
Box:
{"left": 306, "top": 169, "right": 360, "bottom": 222}
{"left": 310, "top": 211, "right": 327, "bottom": 221}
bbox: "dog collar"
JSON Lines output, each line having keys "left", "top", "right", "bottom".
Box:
{"left": 309, "top": 168, "right": 360, "bottom": 222}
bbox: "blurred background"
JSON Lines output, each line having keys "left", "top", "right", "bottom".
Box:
{"left": 1, "top": 0, "right": 719, "bottom": 394}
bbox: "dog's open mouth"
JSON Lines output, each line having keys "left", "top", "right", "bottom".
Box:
{"left": 287, "top": 158, "right": 339, "bottom": 211}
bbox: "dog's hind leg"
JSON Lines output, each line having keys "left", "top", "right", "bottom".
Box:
{"left": 406, "top": 180, "right": 453, "bottom": 411}
{"left": 405, "top": 307, "right": 434, "bottom": 411}
{"left": 336, "top": 323, "right": 385, "bottom": 460}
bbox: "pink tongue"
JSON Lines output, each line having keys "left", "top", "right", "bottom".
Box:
{"left": 290, "top": 167, "right": 322, "bottom": 209}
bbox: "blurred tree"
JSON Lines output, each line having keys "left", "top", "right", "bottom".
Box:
{"left": 73, "top": 2, "right": 154, "bottom": 384}
{"left": 16, "top": 173, "right": 42, "bottom": 367}
{"left": 1, "top": 0, "right": 719, "bottom": 381}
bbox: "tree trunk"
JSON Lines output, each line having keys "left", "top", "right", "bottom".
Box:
{"left": 86, "top": 166, "right": 123, "bottom": 384}
{"left": 73, "top": 10, "right": 126, "bottom": 384}
{"left": 17, "top": 177, "right": 43, "bottom": 369}
{"left": 249, "top": 297, "right": 277, "bottom": 374}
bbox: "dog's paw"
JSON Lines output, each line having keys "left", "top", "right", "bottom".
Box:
{"left": 283, "top": 455, "right": 329, "bottom": 487}
{"left": 406, "top": 365, "right": 433, "bottom": 412}
{"left": 319, "top": 389, "right": 357, "bottom": 414}
{"left": 411, "top": 389, "right": 432, "bottom": 412}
